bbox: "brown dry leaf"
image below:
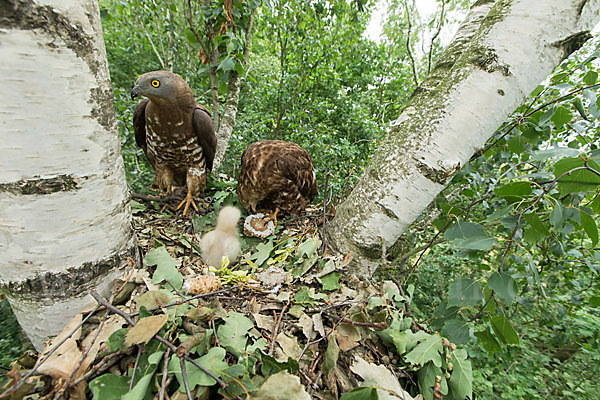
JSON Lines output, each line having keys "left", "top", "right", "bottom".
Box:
{"left": 275, "top": 332, "right": 302, "bottom": 361}
{"left": 350, "top": 356, "right": 417, "bottom": 400}
{"left": 37, "top": 313, "right": 83, "bottom": 379}
{"left": 134, "top": 290, "right": 171, "bottom": 311}
{"left": 298, "top": 313, "right": 314, "bottom": 340}
{"left": 183, "top": 275, "right": 221, "bottom": 295}
{"left": 335, "top": 324, "right": 361, "bottom": 352}
{"left": 340, "top": 252, "right": 353, "bottom": 268}
{"left": 312, "top": 313, "right": 325, "bottom": 338}
{"left": 124, "top": 314, "right": 168, "bottom": 347}
{"left": 252, "top": 313, "right": 274, "bottom": 331}
{"left": 251, "top": 370, "right": 311, "bottom": 400}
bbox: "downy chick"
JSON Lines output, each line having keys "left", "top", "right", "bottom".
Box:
{"left": 200, "top": 206, "right": 241, "bottom": 267}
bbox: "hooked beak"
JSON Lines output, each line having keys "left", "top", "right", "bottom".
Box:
{"left": 131, "top": 85, "right": 141, "bottom": 100}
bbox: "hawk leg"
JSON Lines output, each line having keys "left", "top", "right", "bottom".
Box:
{"left": 177, "top": 189, "right": 199, "bottom": 216}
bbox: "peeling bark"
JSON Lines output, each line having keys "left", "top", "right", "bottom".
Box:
{"left": 0, "top": 0, "right": 137, "bottom": 350}
{"left": 327, "top": 0, "right": 600, "bottom": 276}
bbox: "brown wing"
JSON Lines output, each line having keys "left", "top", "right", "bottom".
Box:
{"left": 274, "top": 143, "right": 318, "bottom": 201}
{"left": 133, "top": 98, "right": 150, "bottom": 152}
{"left": 192, "top": 106, "right": 217, "bottom": 171}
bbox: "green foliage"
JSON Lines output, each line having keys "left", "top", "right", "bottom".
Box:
{"left": 0, "top": 300, "right": 22, "bottom": 380}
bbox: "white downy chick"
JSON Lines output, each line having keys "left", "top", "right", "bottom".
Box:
{"left": 200, "top": 206, "right": 241, "bottom": 267}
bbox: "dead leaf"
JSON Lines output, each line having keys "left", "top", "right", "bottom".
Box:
{"left": 134, "top": 290, "right": 171, "bottom": 311}
{"left": 335, "top": 324, "right": 361, "bottom": 352}
{"left": 252, "top": 370, "right": 311, "bottom": 400}
{"left": 252, "top": 313, "right": 274, "bottom": 331}
{"left": 350, "top": 356, "right": 416, "bottom": 400}
{"left": 312, "top": 313, "right": 325, "bottom": 338}
{"left": 254, "top": 266, "right": 289, "bottom": 288}
{"left": 124, "top": 314, "right": 168, "bottom": 347}
{"left": 275, "top": 332, "right": 302, "bottom": 361}
{"left": 298, "top": 313, "right": 314, "bottom": 340}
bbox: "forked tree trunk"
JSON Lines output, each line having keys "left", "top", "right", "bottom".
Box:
{"left": 0, "top": 0, "right": 137, "bottom": 350}
{"left": 327, "top": 0, "right": 600, "bottom": 276}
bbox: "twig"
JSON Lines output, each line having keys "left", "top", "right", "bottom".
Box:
{"left": 180, "top": 358, "right": 193, "bottom": 400}
{"left": 159, "top": 349, "right": 171, "bottom": 400}
{"left": 427, "top": 0, "right": 445, "bottom": 74}
{"left": 90, "top": 291, "right": 228, "bottom": 390}
{"left": 131, "top": 192, "right": 181, "bottom": 203}
{"left": 70, "top": 350, "right": 124, "bottom": 386}
{"left": 320, "top": 172, "right": 330, "bottom": 254}
{"left": 130, "top": 284, "right": 242, "bottom": 317}
{"left": 268, "top": 303, "right": 288, "bottom": 356}
{"left": 403, "top": 0, "right": 419, "bottom": 87}
{"left": 322, "top": 312, "right": 388, "bottom": 329}
{"left": 0, "top": 304, "right": 100, "bottom": 400}
{"left": 130, "top": 345, "right": 143, "bottom": 391}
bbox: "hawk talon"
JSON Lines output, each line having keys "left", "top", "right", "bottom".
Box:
{"left": 177, "top": 191, "right": 198, "bottom": 216}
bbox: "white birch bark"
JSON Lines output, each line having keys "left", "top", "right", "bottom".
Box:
{"left": 0, "top": 0, "right": 137, "bottom": 350}
{"left": 327, "top": 0, "right": 600, "bottom": 276}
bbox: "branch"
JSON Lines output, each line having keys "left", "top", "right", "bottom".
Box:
{"left": 402, "top": 0, "right": 419, "bottom": 87}
{"left": 427, "top": 0, "right": 446, "bottom": 74}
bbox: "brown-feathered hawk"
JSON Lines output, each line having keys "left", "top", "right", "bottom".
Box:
{"left": 131, "top": 71, "right": 217, "bottom": 215}
{"left": 237, "top": 140, "right": 318, "bottom": 215}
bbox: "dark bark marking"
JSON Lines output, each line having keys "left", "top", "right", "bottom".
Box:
{"left": 0, "top": 174, "right": 81, "bottom": 195}
{"left": 1, "top": 243, "right": 138, "bottom": 301}
{"left": 553, "top": 31, "right": 593, "bottom": 60}
{"left": 0, "top": 0, "right": 117, "bottom": 132}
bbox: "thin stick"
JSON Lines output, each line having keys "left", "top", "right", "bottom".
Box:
{"left": 0, "top": 304, "right": 100, "bottom": 400}
{"left": 180, "top": 358, "right": 193, "bottom": 400}
{"left": 130, "top": 285, "right": 242, "bottom": 317}
{"left": 268, "top": 303, "right": 288, "bottom": 356}
{"left": 159, "top": 349, "right": 171, "bottom": 400}
{"left": 320, "top": 173, "right": 330, "bottom": 253}
{"left": 90, "top": 291, "right": 228, "bottom": 390}
{"left": 130, "top": 345, "right": 143, "bottom": 391}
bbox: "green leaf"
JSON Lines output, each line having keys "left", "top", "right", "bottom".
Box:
{"left": 122, "top": 350, "right": 164, "bottom": 400}
{"left": 418, "top": 361, "right": 446, "bottom": 400}
{"left": 168, "top": 347, "right": 227, "bottom": 390}
{"left": 293, "top": 286, "right": 327, "bottom": 306}
{"left": 147, "top": 247, "right": 183, "bottom": 290}
{"left": 322, "top": 336, "right": 339, "bottom": 374}
{"left": 247, "top": 240, "right": 274, "bottom": 267}
{"left": 494, "top": 181, "right": 532, "bottom": 202}
{"left": 260, "top": 354, "right": 299, "bottom": 376}
{"left": 441, "top": 320, "right": 470, "bottom": 345}
{"left": 448, "top": 349, "right": 472, "bottom": 400}
{"left": 319, "top": 272, "right": 342, "bottom": 291}
{"left": 523, "top": 212, "right": 549, "bottom": 235}
{"left": 551, "top": 105, "right": 573, "bottom": 128}
{"left": 487, "top": 272, "right": 518, "bottom": 304}
{"left": 89, "top": 373, "right": 129, "bottom": 400}
{"left": 216, "top": 311, "right": 253, "bottom": 358}
{"left": 507, "top": 135, "right": 527, "bottom": 154}
{"left": 340, "top": 387, "right": 379, "bottom": 400}
{"left": 490, "top": 315, "right": 520, "bottom": 345}
{"left": 107, "top": 328, "right": 127, "bottom": 352}
{"left": 589, "top": 296, "right": 600, "bottom": 307}
{"left": 474, "top": 328, "right": 502, "bottom": 354}
{"left": 583, "top": 70, "right": 598, "bottom": 85}
{"left": 218, "top": 55, "right": 236, "bottom": 72}
{"left": 538, "top": 105, "right": 556, "bottom": 125}
{"left": 447, "top": 278, "right": 483, "bottom": 308}
{"left": 554, "top": 157, "right": 600, "bottom": 195}
{"left": 297, "top": 237, "right": 318, "bottom": 258}
{"left": 184, "top": 26, "right": 198, "bottom": 44}
{"left": 444, "top": 221, "right": 496, "bottom": 251}
{"left": 580, "top": 209, "right": 599, "bottom": 246}
{"left": 130, "top": 199, "right": 146, "bottom": 214}
{"left": 404, "top": 334, "right": 443, "bottom": 367}
{"left": 550, "top": 202, "right": 565, "bottom": 230}
{"left": 573, "top": 97, "right": 589, "bottom": 120}
{"left": 530, "top": 147, "right": 581, "bottom": 161}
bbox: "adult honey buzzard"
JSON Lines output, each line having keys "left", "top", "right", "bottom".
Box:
{"left": 131, "top": 71, "right": 217, "bottom": 215}
{"left": 237, "top": 140, "right": 318, "bottom": 215}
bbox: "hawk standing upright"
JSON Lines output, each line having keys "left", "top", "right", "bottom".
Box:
{"left": 131, "top": 71, "right": 217, "bottom": 215}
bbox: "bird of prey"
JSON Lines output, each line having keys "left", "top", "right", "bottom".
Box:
{"left": 131, "top": 71, "right": 217, "bottom": 215}
{"left": 200, "top": 206, "right": 241, "bottom": 267}
{"left": 237, "top": 140, "right": 318, "bottom": 215}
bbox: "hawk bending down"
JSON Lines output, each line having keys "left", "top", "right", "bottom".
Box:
{"left": 237, "top": 140, "right": 318, "bottom": 215}
{"left": 131, "top": 71, "right": 217, "bottom": 215}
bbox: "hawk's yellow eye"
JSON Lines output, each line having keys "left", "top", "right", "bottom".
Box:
{"left": 151, "top": 79, "right": 160, "bottom": 88}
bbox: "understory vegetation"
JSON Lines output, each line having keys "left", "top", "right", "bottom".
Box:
{"left": 2, "top": 1, "right": 600, "bottom": 399}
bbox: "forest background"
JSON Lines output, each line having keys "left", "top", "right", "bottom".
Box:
{"left": 2, "top": 0, "right": 600, "bottom": 398}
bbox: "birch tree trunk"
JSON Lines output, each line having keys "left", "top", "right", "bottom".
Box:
{"left": 327, "top": 0, "right": 600, "bottom": 276}
{"left": 0, "top": 0, "right": 137, "bottom": 350}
